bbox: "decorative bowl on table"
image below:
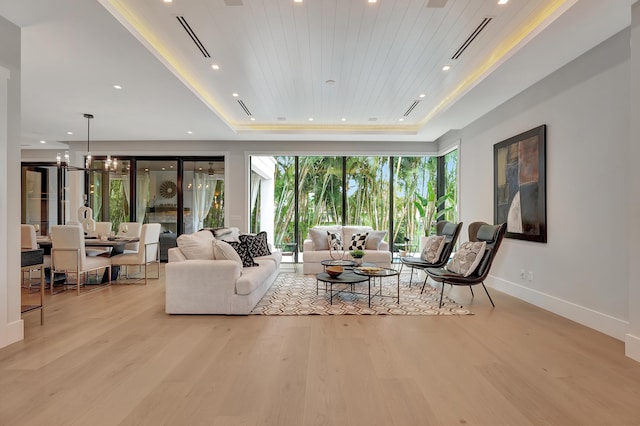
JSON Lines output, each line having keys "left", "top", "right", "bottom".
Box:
{"left": 326, "top": 266, "right": 344, "bottom": 278}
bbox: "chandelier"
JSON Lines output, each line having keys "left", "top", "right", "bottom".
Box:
{"left": 56, "top": 113, "right": 118, "bottom": 172}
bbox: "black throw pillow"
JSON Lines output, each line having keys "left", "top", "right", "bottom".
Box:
{"left": 239, "top": 231, "right": 272, "bottom": 258}
{"left": 228, "top": 241, "right": 258, "bottom": 267}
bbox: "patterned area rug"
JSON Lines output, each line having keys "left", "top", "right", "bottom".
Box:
{"left": 251, "top": 272, "right": 472, "bottom": 315}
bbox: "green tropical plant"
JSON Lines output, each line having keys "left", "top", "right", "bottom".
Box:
{"left": 414, "top": 182, "right": 454, "bottom": 236}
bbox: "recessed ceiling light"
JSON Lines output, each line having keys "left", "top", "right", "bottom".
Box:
{"left": 187, "top": 131, "right": 193, "bottom": 134}
{"left": 399, "top": 118, "right": 404, "bottom": 122}
{"left": 341, "top": 118, "right": 347, "bottom": 122}
{"left": 39, "top": 140, "right": 46, "bottom": 144}
{"left": 144, "top": 168, "right": 149, "bottom": 172}
{"left": 67, "top": 131, "right": 73, "bottom": 135}
{"left": 419, "top": 93, "right": 426, "bottom": 98}
{"left": 232, "top": 93, "right": 239, "bottom": 97}
{"left": 113, "top": 84, "right": 122, "bottom": 89}
{"left": 308, "top": 118, "right": 314, "bottom": 121}
{"left": 294, "top": 0, "right": 302, "bottom": 3}
{"left": 211, "top": 64, "right": 219, "bottom": 70}
{"left": 250, "top": 117, "right": 256, "bottom": 121}
{"left": 368, "top": 0, "right": 377, "bottom": 3}
{"left": 498, "top": 0, "right": 508, "bottom": 4}
{"left": 162, "top": 167, "right": 166, "bottom": 171}
{"left": 163, "top": 0, "right": 172, "bottom": 3}
{"left": 442, "top": 65, "right": 451, "bottom": 71}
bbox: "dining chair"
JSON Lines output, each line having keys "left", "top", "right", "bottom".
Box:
{"left": 50, "top": 224, "right": 112, "bottom": 295}
{"left": 110, "top": 223, "right": 161, "bottom": 285}
{"left": 86, "top": 221, "right": 114, "bottom": 257}
{"left": 118, "top": 222, "right": 142, "bottom": 253}
{"left": 21, "top": 224, "right": 50, "bottom": 291}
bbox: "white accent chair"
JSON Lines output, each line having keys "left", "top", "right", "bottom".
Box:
{"left": 118, "top": 222, "right": 142, "bottom": 253}
{"left": 50, "top": 225, "right": 112, "bottom": 295}
{"left": 110, "top": 223, "right": 161, "bottom": 284}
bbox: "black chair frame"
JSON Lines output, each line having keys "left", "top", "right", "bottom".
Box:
{"left": 399, "top": 221, "right": 463, "bottom": 290}
{"left": 425, "top": 222, "right": 506, "bottom": 308}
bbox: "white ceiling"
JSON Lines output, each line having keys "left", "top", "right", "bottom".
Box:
{"left": 0, "top": 0, "right": 634, "bottom": 149}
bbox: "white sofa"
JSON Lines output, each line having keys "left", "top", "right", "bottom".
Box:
{"left": 302, "top": 225, "right": 392, "bottom": 274}
{"left": 165, "top": 230, "right": 281, "bottom": 315}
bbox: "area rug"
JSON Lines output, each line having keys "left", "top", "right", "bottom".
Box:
{"left": 251, "top": 272, "right": 472, "bottom": 315}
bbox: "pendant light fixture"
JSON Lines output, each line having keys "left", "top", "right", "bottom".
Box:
{"left": 84, "top": 113, "right": 93, "bottom": 169}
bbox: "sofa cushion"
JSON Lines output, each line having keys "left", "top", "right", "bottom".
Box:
{"left": 365, "top": 230, "right": 387, "bottom": 250}
{"left": 176, "top": 230, "right": 215, "bottom": 260}
{"left": 239, "top": 231, "right": 271, "bottom": 258}
{"left": 420, "top": 235, "right": 445, "bottom": 263}
{"left": 236, "top": 261, "right": 276, "bottom": 295}
{"left": 212, "top": 239, "right": 242, "bottom": 266}
{"left": 348, "top": 232, "right": 368, "bottom": 250}
{"left": 446, "top": 241, "right": 486, "bottom": 277}
{"left": 229, "top": 241, "right": 259, "bottom": 267}
{"left": 214, "top": 227, "right": 240, "bottom": 242}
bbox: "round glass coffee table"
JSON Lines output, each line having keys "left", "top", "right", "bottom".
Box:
{"left": 320, "top": 259, "right": 356, "bottom": 269}
{"left": 352, "top": 266, "right": 400, "bottom": 307}
{"left": 315, "top": 271, "right": 368, "bottom": 305}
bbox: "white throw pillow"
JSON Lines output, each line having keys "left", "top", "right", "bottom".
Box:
{"left": 420, "top": 235, "right": 445, "bottom": 263}
{"left": 365, "top": 230, "right": 387, "bottom": 250}
{"left": 446, "top": 241, "right": 486, "bottom": 277}
{"left": 176, "top": 230, "right": 215, "bottom": 260}
{"left": 213, "top": 238, "right": 243, "bottom": 266}
{"left": 309, "top": 228, "right": 330, "bottom": 250}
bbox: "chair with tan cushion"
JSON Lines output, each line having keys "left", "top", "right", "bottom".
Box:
{"left": 50, "top": 224, "right": 112, "bottom": 295}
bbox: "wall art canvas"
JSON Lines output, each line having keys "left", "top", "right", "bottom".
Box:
{"left": 494, "top": 125, "right": 547, "bottom": 243}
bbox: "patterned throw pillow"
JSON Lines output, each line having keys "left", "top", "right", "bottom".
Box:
{"left": 228, "top": 241, "right": 259, "bottom": 267}
{"left": 420, "top": 235, "right": 445, "bottom": 263}
{"left": 348, "top": 232, "right": 368, "bottom": 250}
{"left": 446, "top": 241, "right": 487, "bottom": 277}
{"left": 327, "top": 231, "right": 343, "bottom": 250}
{"left": 239, "top": 231, "right": 271, "bottom": 258}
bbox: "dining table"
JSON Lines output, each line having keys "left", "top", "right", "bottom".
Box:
{"left": 37, "top": 236, "right": 139, "bottom": 283}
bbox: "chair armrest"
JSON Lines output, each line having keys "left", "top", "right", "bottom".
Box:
{"left": 379, "top": 241, "right": 389, "bottom": 251}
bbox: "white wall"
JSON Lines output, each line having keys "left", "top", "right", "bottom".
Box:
{"left": 440, "top": 29, "right": 632, "bottom": 341}
{"left": 0, "top": 15, "right": 22, "bottom": 349}
{"left": 626, "top": 1, "right": 640, "bottom": 362}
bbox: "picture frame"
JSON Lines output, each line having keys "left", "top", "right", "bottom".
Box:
{"left": 494, "top": 125, "right": 547, "bottom": 243}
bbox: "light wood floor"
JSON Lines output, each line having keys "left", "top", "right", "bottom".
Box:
{"left": 2, "top": 264, "right": 640, "bottom": 426}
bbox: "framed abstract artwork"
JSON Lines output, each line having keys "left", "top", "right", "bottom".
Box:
{"left": 494, "top": 125, "right": 547, "bottom": 243}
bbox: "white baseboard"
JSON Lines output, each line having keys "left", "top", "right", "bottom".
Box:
{"left": 0, "top": 319, "right": 24, "bottom": 349}
{"left": 625, "top": 334, "right": 640, "bottom": 361}
{"left": 488, "top": 276, "right": 628, "bottom": 341}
